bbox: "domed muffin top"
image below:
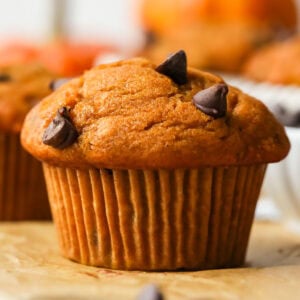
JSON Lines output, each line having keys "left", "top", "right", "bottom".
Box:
{"left": 0, "top": 63, "right": 55, "bottom": 133}
{"left": 21, "top": 54, "right": 289, "bottom": 169}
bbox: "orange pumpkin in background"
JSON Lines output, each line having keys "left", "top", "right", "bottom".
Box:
{"left": 141, "top": 0, "right": 298, "bottom": 72}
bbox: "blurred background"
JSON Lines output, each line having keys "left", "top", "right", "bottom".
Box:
{"left": 0, "top": 0, "right": 300, "bottom": 74}
{"left": 0, "top": 0, "right": 299, "bottom": 41}
{"left": 1, "top": 0, "right": 300, "bottom": 74}
{"left": 0, "top": 0, "right": 298, "bottom": 44}
{"left": 0, "top": 0, "right": 143, "bottom": 51}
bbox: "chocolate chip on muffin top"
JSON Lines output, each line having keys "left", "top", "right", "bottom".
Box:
{"left": 155, "top": 50, "right": 187, "bottom": 85}
{"left": 42, "top": 107, "right": 78, "bottom": 149}
{"left": 193, "top": 83, "right": 228, "bottom": 118}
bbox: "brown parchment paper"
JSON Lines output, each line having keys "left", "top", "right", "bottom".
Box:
{"left": 0, "top": 221, "right": 299, "bottom": 300}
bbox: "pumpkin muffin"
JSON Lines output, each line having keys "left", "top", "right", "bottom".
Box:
{"left": 0, "top": 63, "right": 55, "bottom": 220}
{"left": 243, "top": 36, "right": 300, "bottom": 85}
{"left": 143, "top": 23, "right": 276, "bottom": 72}
{"left": 141, "top": 0, "right": 297, "bottom": 72}
{"left": 21, "top": 51, "right": 289, "bottom": 270}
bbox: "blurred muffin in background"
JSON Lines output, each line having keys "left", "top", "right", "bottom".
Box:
{"left": 243, "top": 36, "right": 300, "bottom": 85}
{"left": 0, "top": 38, "right": 113, "bottom": 220}
{"left": 140, "top": 0, "right": 298, "bottom": 72}
{"left": 0, "top": 62, "right": 55, "bottom": 220}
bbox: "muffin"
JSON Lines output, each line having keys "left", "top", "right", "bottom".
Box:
{"left": 21, "top": 51, "right": 289, "bottom": 270}
{"left": 0, "top": 62, "right": 55, "bottom": 220}
{"left": 143, "top": 23, "right": 276, "bottom": 72}
{"left": 141, "top": 0, "right": 297, "bottom": 72}
{"left": 243, "top": 37, "right": 300, "bottom": 85}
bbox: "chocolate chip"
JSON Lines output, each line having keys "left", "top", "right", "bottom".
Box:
{"left": 271, "top": 103, "right": 300, "bottom": 127}
{"left": 42, "top": 107, "right": 78, "bottom": 149}
{"left": 193, "top": 84, "right": 228, "bottom": 118}
{"left": 49, "top": 78, "right": 71, "bottom": 91}
{"left": 0, "top": 73, "right": 11, "bottom": 82}
{"left": 156, "top": 50, "right": 187, "bottom": 85}
{"left": 137, "top": 284, "right": 164, "bottom": 300}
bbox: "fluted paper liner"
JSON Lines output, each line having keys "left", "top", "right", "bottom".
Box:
{"left": 0, "top": 133, "right": 50, "bottom": 220}
{"left": 43, "top": 163, "right": 266, "bottom": 270}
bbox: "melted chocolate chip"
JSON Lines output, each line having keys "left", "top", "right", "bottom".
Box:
{"left": 0, "top": 73, "right": 11, "bottom": 82}
{"left": 137, "top": 284, "right": 164, "bottom": 300}
{"left": 42, "top": 107, "right": 78, "bottom": 149}
{"left": 49, "top": 78, "right": 71, "bottom": 91}
{"left": 155, "top": 50, "right": 187, "bottom": 85}
{"left": 272, "top": 104, "right": 300, "bottom": 127}
{"left": 193, "top": 84, "right": 228, "bottom": 118}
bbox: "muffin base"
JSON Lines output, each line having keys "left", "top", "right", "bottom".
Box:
{"left": 43, "top": 163, "right": 266, "bottom": 270}
{"left": 0, "top": 133, "right": 51, "bottom": 220}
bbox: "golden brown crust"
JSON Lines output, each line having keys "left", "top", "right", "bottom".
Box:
{"left": 243, "top": 37, "right": 300, "bottom": 85}
{"left": 21, "top": 58, "right": 290, "bottom": 169}
{"left": 0, "top": 63, "right": 56, "bottom": 133}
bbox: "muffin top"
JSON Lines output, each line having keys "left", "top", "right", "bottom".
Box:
{"left": 0, "top": 63, "right": 56, "bottom": 133}
{"left": 21, "top": 53, "right": 290, "bottom": 169}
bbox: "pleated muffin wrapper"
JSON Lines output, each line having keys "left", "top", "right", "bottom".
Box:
{"left": 43, "top": 163, "right": 267, "bottom": 271}
{"left": 0, "top": 132, "right": 51, "bottom": 220}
